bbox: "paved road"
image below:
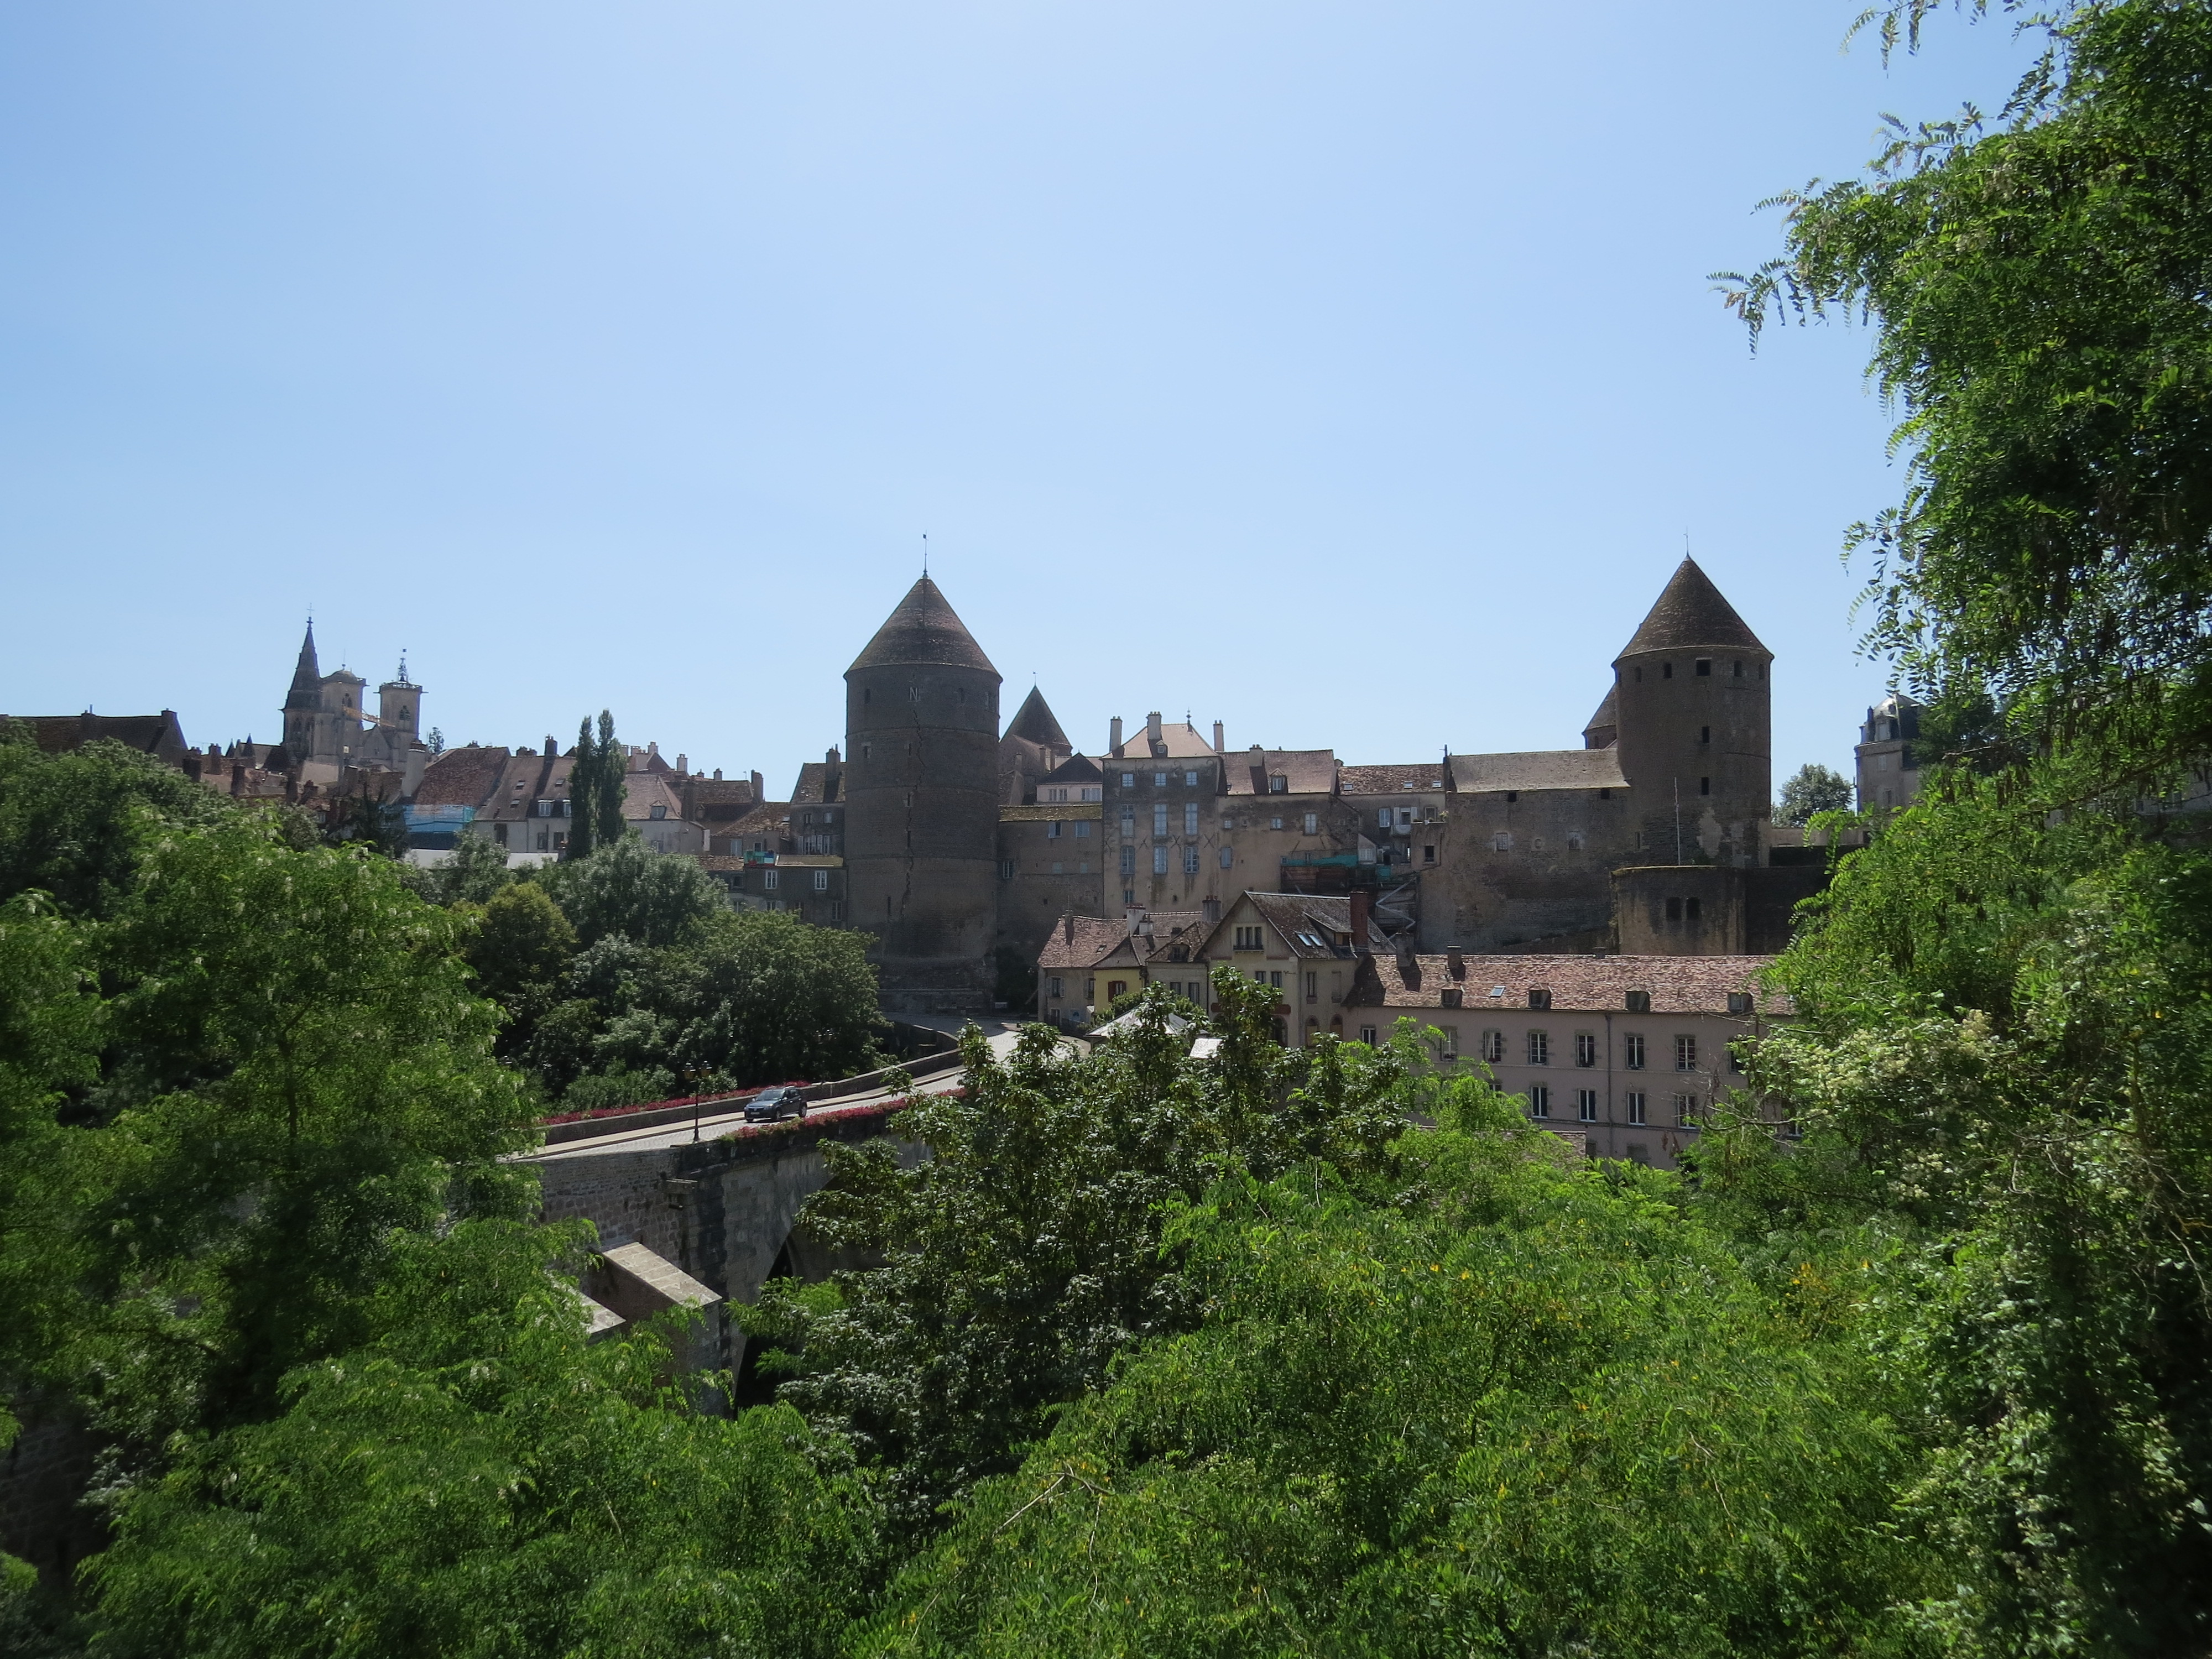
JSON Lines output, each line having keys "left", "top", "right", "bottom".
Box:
{"left": 526, "top": 1069, "right": 968, "bottom": 1162}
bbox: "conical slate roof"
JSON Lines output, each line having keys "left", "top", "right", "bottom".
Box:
{"left": 286, "top": 624, "right": 322, "bottom": 706}
{"left": 1582, "top": 685, "right": 1618, "bottom": 742}
{"left": 1614, "top": 558, "right": 1768, "bottom": 661}
{"left": 1004, "top": 685, "right": 1070, "bottom": 748}
{"left": 847, "top": 577, "right": 999, "bottom": 677}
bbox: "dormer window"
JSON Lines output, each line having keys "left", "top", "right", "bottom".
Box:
{"left": 650, "top": 804, "right": 667, "bottom": 821}
{"left": 1269, "top": 775, "right": 1287, "bottom": 794}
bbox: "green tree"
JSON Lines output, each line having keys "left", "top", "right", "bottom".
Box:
{"left": 320, "top": 787, "right": 406, "bottom": 858}
{"left": 1776, "top": 760, "right": 1855, "bottom": 824}
{"left": 660, "top": 911, "right": 880, "bottom": 1086}
{"left": 589, "top": 710, "right": 625, "bottom": 848}
{"left": 542, "top": 834, "right": 720, "bottom": 951}
{"left": 864, "top": 1090, "right": 1913, "bottom": 1657}
{"left": 1698, "top": 780, "right": 2212, "bottom": 1653}
{"left": 462, "top": 881, "right": 577, "bottom": 1003}
{"left": 567, "top": 716, "right": 601, "bottom": 860}
{"left": 0, "top": 729, "right": 229, "bottom": 919}
{"left": 400, "top": 830, "right": 514, "bottom": 907}
{"left": 566, "top": 711, "right": 628, "bottom": 860}
{"left": 753, "top": 975, "right": 1415, "bottom": 1535}
{"left": 0, "top": 897, "right": 102, "bottom": 1449}
{"left": 1725, "top": 0, "right": 2212, "bottom": 784}
{"left": 77, "top": 815, "right": 539, "bottom": 1441}
{"left": 84, "top": 1220, "right": 877, "bottom": 1659}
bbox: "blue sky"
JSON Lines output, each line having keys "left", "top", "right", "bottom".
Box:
{"left": 0, "top": 2, "right": 2042, "bottom": 792}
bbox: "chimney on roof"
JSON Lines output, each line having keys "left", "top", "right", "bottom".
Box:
{"left": 1350, "top": 888, "right": 1373, "bottom": 947}
{"left": 826, "top": 745, "right": 839, "bottom": 765}
{"left": 1063, "top": 913, "right": 1074, "bottom": 947}
{"left": 1249, "top": 742, "right": 1264, "bottom": 771}
{"left": 1213, "top": 720, "right": 1224, "bottom": 753}
{"left": 713, "top": 768, "right": 722, "bottom": 780}
{"left": 750, "top": 770, "right": 764, "bottom": 799}
{"left": 1110, "top": 716, "right": 1123, "bottom": 758}
{"left": 676, "top": 754, "right": 687, "bottom": 775}
{"left": 1396, "top": 940, "right": 1418, "bottom": 987}
{"left": 1147, "top": 711, "right": 1162, "bottom": 745}
{"left": 1447, "top": 948, "right": 1465, "bottom": 979}
{"left": 545, "top": 735, "right": 557, "bottom": 758}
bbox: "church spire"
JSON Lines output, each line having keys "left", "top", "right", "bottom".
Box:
{"left": 287, "top": 622, "right": 322, "bottom": 702}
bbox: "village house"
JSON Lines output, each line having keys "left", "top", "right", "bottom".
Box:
{"left": 1342, "top": 951, "right": 1782, "bottom": 1167}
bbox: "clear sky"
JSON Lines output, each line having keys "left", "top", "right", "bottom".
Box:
{"left": 0, "top": 2, "right": 2042, "bottom": 793}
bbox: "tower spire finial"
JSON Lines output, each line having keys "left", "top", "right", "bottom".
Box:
{"left": 922, "top": 533, "right": 928, "bottom": 578}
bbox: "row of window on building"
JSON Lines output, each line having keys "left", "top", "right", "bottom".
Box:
{"left": 752, "top": 868, "right": 832, "bottom": 892}
{"left": 1473, "top": 1029, "right": 1725, "bottom": 1071}
{"left": 1522, "top": 1086, "right": 1693, "bottom": 1126}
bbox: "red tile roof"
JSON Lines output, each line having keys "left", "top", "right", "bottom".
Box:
{"left": 412, "top": 745, "right": 513, "bottom": 807}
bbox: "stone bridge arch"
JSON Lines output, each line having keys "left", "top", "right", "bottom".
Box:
{"left": 530, "top": 1104, "right": 922, "bottom": 1379}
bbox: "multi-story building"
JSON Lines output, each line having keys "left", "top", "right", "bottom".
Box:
{"left": 1343, "top": 951, "right": 1781, "bottom": 1167}
{"left": 1183, "top": 891, "right": 1386, "bottom": 1044}
{"left": 997, "top": 753, "right": 1105, "bottom": 963}
{"left": 1034, "top": 909, "right": 1211, "bottom": 1027}
{"left": 1855, "top": 693, "right": 1923, "bottom": 813}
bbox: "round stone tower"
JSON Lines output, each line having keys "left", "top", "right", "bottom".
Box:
{"left": 843, "top": 577, "right": 1003, "bottom": 1006}
{"left": 1610, "top": 557, "right": 1772, "bottom": 867}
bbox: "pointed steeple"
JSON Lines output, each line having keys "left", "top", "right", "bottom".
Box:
{"left": 1004, "top": 685, "right": 1070, "bottom": 748}
{"left": 1614, "top": 558, "right": 1768, "bottom": 662}
{"left": 290, "top": 622, "right": 320, "bottom": 687}
{"left": 847, "top": 576, "right": 999, "bottom": 677}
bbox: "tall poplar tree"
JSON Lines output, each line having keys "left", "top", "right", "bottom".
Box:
{"left": 591, "top": 708, "right": 626, "bottom": 849}
{"left": 566, "top": 716, "right": 599, "bottom": 859}
{"left": 564, "top": 711, "right": 627, "bottom": 860}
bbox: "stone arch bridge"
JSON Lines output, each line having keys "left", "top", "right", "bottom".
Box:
{"left": 526, "top": 1056, "right": 960, "bottom": 1376}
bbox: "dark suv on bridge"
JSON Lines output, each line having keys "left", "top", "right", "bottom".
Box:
{"left": 743, "top": 1087, "right": 808, "bottom": 1124}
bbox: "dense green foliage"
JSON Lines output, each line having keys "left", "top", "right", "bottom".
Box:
{"left": 1727, "top": 0, "right": 2212, "bottom": 776}
{"left": 539, "top": 832, "right": 722, "bottom": 951}
{"left": 753, "top": 978, "right": 1408, "bottom": 1532}
{"left": 1778, "top": 760, "right": 1855, "bottom": 823}
{"left": 1698, "top": 785, "right": 2212, "bottom": 1654}
{"left": 85, "top": 1222, "right": 874, "bottom": 1659}
{"left": 865, "top": 1096, "right": 1910, "bottom": 1657}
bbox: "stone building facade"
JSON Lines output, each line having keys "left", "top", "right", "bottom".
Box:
{"left": 1856, "top": 692, "right": 1923, "bottom": 812}
{"left": 1343, "top": 951, "right": 1784, "bottom": 1168}
{"left": 277, "top": 623, "right": 429, "bottom": 793}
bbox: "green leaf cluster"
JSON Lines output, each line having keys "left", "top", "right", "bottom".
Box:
{"left": 860, "top": 1083, "right": 1911, "bottom": 1657}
